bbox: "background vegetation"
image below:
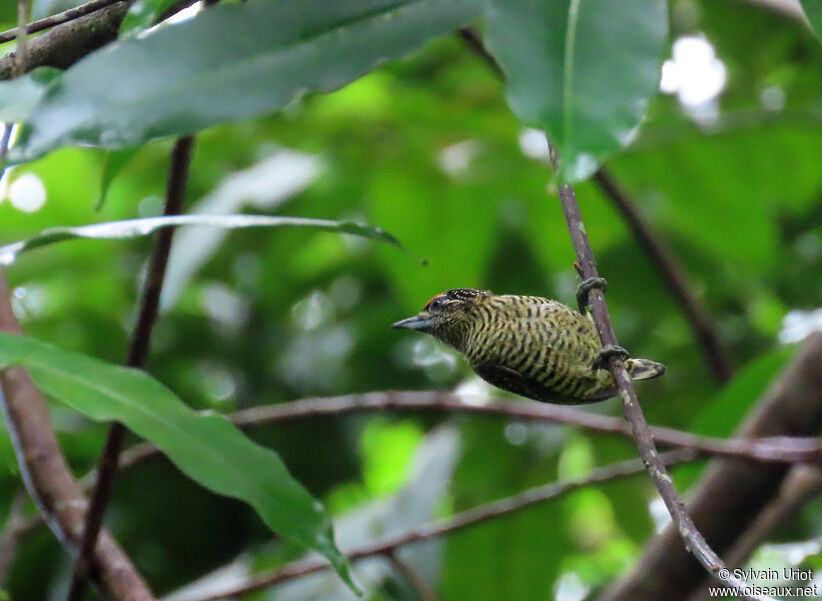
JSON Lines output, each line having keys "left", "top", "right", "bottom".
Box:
{"left": 1, "top": 0, "right": 822, "bottom": 599}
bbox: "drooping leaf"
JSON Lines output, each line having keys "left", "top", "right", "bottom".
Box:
{"left": 6, "top": 0, "right": 483, "bottom": 165}
{"left": 0, "top": 332, "right": 357, "bottom": 590}
{"left": 0, "top": 214, "right": 404, "bottom": 266}
{"left": 0, "top": 68, "right": 61, "bottom": 123}
{"left": 95, "top": 148, "right": 140, "bottom": 211}
{"left": 483, "top": 0, "right": 668, "bottom": 182}
{"left": 802, "top": 0, "right": 822, "bottom": 39}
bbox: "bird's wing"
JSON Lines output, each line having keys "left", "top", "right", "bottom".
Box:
{"left": 474, "top": 362, "right": 589, "bottom": 405}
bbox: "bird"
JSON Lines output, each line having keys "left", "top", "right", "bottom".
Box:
{"left": 392, "top": 288, "right": 666, "bottom": 405}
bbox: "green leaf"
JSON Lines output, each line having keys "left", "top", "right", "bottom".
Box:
{"left": 119, "top": 0, "right": 182, "bottom": 36}
{"left": 95, "top": 148, "right": 139, "bottom": 211}
{"left": 7, "top": 0, "right": 482, "bottom": 165}
{"left": 802, "top": 0, "right": 822, "bottom": 40}
{"left": 0, "top": 214, "right": 403, "bottom": 266}
{"left": 0, "top": 68, "right": 61, "bottom": 123}
{"left": 0, "top": 332, "right": 357, "bottom": 590}
{"left": 483, "top": 0, "right": 668, "bottom": 182}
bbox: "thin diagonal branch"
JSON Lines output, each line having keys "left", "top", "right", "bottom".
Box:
{"left": 164, "top": 449, "right": 697, "bottom": 601}
{"left": 592, "top": 169, "right": 733, "bottom": 383}
{"left": 603, "top": 333, "right": 822, "bottom": 601}
{"left": 66, "top": 136, "right": 194, "bottom": 601}
{"left": 685, "top": 465, "right": 822, "bottom": 601}
{"left": 554, "top": 148, "right": 771, "bottom": 600}
{"left": 457, "top": 28, "right": 733, "bottom": 385}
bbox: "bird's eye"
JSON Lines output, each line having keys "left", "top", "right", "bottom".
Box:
{"left": 428, "top": 297, "right": 445, "bottom": 311}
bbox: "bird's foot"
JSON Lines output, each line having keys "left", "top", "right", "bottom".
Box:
{"left": 576, "top": 277, "right": 607, "bottom": 314}
{"left": 592, "top": 345, "right": 630, "bottom": 371}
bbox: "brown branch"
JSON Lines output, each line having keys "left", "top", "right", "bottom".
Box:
{"left": 685, "top": 464, "right": 822, "bottom": 601}
{"left": 457, "top": 29, "right": 733, "bottom": 386}
{"left": 163, "top": 449, "right": 697, "bottom": 601}
{"left": 67, "top": 136, "right": 194, "bottom": 600}
{"left": 592, "top": 169, "right": 733, "bottom": 383}
{"left": 0, "top": 0, "right": 125, "bottom": 44}
{"left": 8, "top": 389, "right": 821, "bottom": 545}
{"left": 603, "top": 333, "right": 822, "bottom": 601}
{"left": 0, "top": 0, "right": 202, "bottom": 79}
{"left": 553, "top": 148, "right": 768, "bottom": 599}
{"left": 0, "top": 273, "right": 156, "bottom": 599}
{"left": 0, "top": 1, "right": 128, "bottom": 79}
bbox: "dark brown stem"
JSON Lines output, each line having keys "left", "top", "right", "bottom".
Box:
{"left": 162, "top": 449, "right": 697, "bottom": 601}
{"left": 66, "top": 136, "right": 194, "bottom": 601}
{"left": 555, "top": 152, "right": 766, "bottom": 598}
{"left": 592, "top": 169, "right": 733, "bottom": 383}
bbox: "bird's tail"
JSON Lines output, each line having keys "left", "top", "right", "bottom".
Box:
{"left": 626, "top": 358, "right": 667, "bottom": 381}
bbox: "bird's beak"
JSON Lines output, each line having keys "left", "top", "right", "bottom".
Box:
{"left": 391, "top": 313, "right": 435, "bottom": 332}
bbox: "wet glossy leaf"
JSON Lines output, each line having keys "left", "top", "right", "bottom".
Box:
{"left": 483, "top": 0, "right": 668, "bottom": 182}
{"left": 7, "top": 0, "right": 482, "bottom": 164}
{"left": 0, "top": 214, "right": 403, "bottom": 265}
{"left": 0, "top": 332, "right": 357, "bottom": 590}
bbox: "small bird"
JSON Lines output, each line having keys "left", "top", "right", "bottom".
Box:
{"left": 392, "top": 288, "right": 665, "bottom": 404}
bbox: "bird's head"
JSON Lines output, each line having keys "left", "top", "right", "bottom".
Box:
{"left": 392, "top": 288, "right": 491, "bottom": 349}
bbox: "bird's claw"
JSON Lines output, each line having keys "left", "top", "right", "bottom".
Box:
{"left": 576, "top": 277, "right": 607, "bottom": 314}
{"left": 592, "top": 345, "right": 630, "bottom": 371}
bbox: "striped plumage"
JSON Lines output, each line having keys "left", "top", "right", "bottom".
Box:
{"left": 392, "top": 288, "right": 665, "bottom": 405}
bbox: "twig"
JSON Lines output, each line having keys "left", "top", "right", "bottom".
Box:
{"left": 385, "top": 551, "right": 439, "bottom": 601}
{"left": 66, "top": 137, "right": 194, "bottom": 600}
{"left": 457, "top": 29, "right": 733, "bottom": 386}
{"left": 9, "top": 389, "right": 820, "bottom": 545}
{"left": 592, "top": 169, "right": 733, "bottom": 383}
{"left": 553, "top": 145, "right": 772, "bottom": 600}
{"left": 0, "top": 0, "right": 124, "bottom": 44}
{"left": 603, "top": 333, "right": 822, "bottom": 601}
{"left": 163, "top": 449, "right": 697, "bottom": 601}
{"left": 113, "top": 392, "right": 822, "bottom": 474}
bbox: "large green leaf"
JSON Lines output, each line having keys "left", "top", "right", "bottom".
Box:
{"left": 0, "top": 214, "right": 402, "bottom": 266}
{"left": 0, "top": 68, "right": 61, "bottom": 123}
{"left": 4, "top": 0, "right": 482, "bottom": 165}
{"left": 0, "top": 332, "right": 357, "bottom": 590}
{"left": 483, "top": 0, "right": 668, "bottom": 182}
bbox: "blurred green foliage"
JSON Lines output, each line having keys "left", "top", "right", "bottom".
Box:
{"left": 1, "top": 0, "right": 822, "bottom": 599}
